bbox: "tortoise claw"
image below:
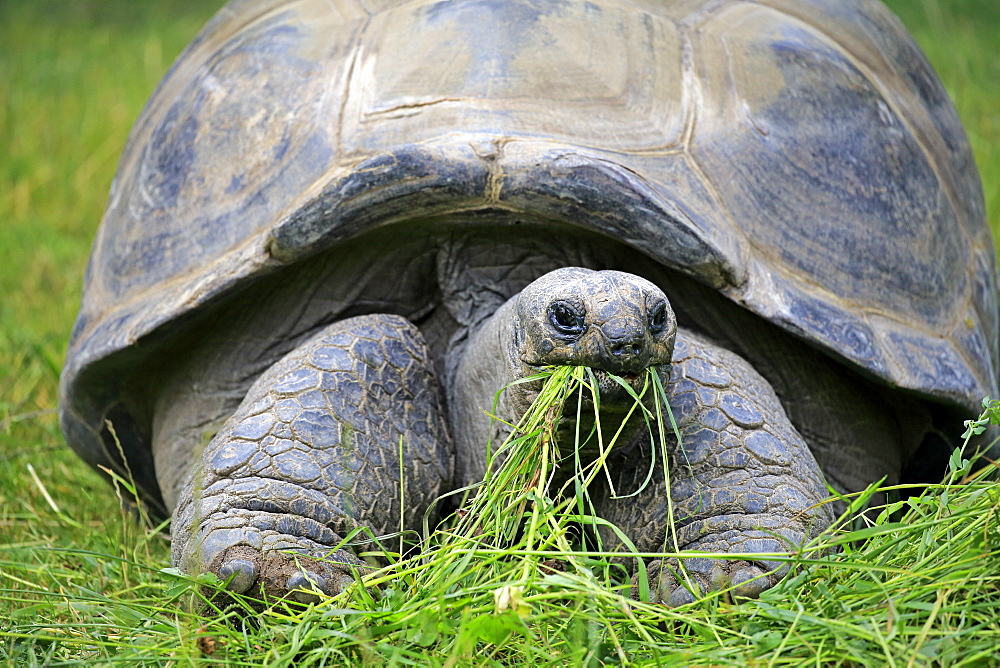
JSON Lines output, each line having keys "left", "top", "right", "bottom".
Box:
{"left": 287, "top": 571, "right": 327, "bottom": 604}
{"left": 642, "top": 549, "right": 786, "bottom": 606}
{"left": 218, "top": 558, "right": 257, "bottom": 593}
{"left": 731, "top": 566, "right": 769, "bottom": 598}
{"left": 667, "top": 584, "right": 698, "bottom": 607}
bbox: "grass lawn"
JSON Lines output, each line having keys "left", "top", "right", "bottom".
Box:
{"left": 1, "top": 0, "right": 998, "bottom": 664}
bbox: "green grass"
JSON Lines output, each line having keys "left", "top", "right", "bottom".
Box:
{"left": 3, "top": 369, "right": 1000, "bottom": 665}
{"left": 1, "top": 0, "right": 999, "bottom": 664}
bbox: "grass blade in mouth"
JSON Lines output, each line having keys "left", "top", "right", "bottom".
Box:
{"left": 399, "top": 365, "right": 674, "bottom": 600}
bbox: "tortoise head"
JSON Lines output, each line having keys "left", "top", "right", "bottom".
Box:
{"left": 513, "top": 268, "right": 676, "bottom": 398}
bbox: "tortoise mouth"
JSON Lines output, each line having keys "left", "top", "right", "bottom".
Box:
{"left": 530, "top": 366, "right": 654, "bottom": 463}
{"left": 588, "top": 368, "right": 649, "bottom": 406}
{"left": 525, "top": 364, "right": 651, "bottom": 408}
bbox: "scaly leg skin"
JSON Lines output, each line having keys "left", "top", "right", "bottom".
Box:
{"left": 595, "top": 330, "right": 835, "bottom": 605}
{"left": 171, "top": 314, "right": 453, "bottom": 605}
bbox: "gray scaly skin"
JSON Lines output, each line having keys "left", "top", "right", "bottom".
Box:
{"left": 172, "top": 315, "right": 452, "bottom": 603}
{"left": 172, "top": 268, "right": 833, "bottom": 604}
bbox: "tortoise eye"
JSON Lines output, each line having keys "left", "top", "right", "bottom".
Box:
{"left": 649, "top": 301, "right": 669, "bottom": 334}
{"left": 548, "top": 302, "right": 585, "bottom": 338}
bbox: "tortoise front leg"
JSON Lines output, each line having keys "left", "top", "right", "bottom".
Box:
{"left": 170, "top": 314, "right": 453, "bottom": 604}
{"left": 595, "top": 330, "right": 835, "bottom": 605}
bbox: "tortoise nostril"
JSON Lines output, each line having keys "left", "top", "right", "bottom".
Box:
{"left": 603, "top": 338, "right": 647, "bottom": 376}
{"left": 611, "top": 341, "right": 643, "bottom": 357}
{"left": 599, "top": 318, "right": 649, "bottom": 372}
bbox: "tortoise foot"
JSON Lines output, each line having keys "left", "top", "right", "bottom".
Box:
{"left": 207, "top": 543, "right": 366, "bottom": 604}
{"left": 597, "top": 332, "right": 834, "bottom": 605}
{"left": 649, "top": 559, "right": 777, "bottom": 606}
{"left": 638, "top": 529, "right": 799, "bottom": 605}
{"left": 174, "top": 490, "right": 376, "bottom": 605}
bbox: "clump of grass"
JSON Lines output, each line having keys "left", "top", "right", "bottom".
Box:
{"left": 4, "top": 372, "right": 999, "bottom": 665}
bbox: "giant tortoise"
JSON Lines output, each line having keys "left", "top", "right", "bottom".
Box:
{"left": 60, "top": 0, "right": 999, "bottom": 604}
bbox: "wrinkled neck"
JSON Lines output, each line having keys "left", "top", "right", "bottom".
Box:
{"left": 446, "top": 295, "right": 537, "bottom": 485}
